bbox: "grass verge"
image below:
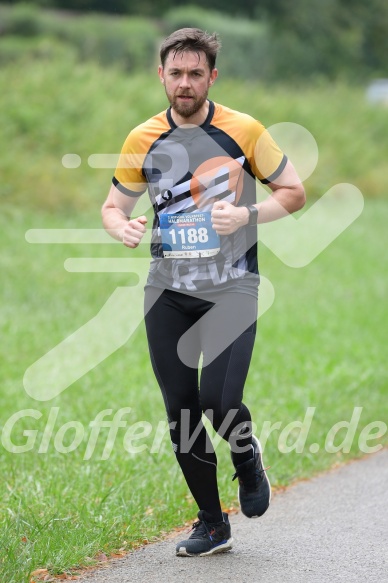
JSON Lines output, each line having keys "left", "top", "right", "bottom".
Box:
{"left": 0, "top": 198, "right": 387, "bottom": 581}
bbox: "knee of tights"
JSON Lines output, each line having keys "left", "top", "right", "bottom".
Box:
{"left": 202, "top": 406, "right": 241, "bottom": 437}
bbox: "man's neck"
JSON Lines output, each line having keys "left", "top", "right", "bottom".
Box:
{"left": 171, "top": 100, "right": 210, "bottom": 127}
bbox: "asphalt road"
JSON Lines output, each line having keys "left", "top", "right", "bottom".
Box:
{"left": 79, "top": 449, "right": 388, "bottom": 583}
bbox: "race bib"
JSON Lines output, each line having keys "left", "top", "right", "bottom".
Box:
{"left": 159, "top": 212, "right": 220, "bottom": 258}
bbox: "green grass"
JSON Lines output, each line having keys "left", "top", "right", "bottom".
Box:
{"left": 0, "top": 57, "right": 387, "bottom": 218}
{"left": 1, "top": 200, "right": 387, "bottom": 582}
{"left": 1, "top": 54, "right": 387, "bottom": 581}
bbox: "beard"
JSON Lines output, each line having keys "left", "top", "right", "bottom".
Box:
{"left": 166, "top": 88, "right": 209, "bottom": 119}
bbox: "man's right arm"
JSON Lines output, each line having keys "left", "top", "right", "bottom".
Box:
{"left": 101, "top": 184, "right": 147, "bottom": 248}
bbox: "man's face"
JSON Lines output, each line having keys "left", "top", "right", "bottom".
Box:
{"left": 158, "top": 50, "right": 218, "bottom": 119}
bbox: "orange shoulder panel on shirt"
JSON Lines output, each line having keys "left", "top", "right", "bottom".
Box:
{"left": 211, "top": 103, "right": 285, "bottom": 182}
{"left": 114, "top": 110, "right": 171, "bottom": 194}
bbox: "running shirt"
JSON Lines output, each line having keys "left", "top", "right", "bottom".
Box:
{"left": 113, "top": 101, "right": 287, "bottom": 295}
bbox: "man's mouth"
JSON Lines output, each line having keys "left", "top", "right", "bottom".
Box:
{"left": 177, "top": 95, "right": 194, "bottom": 100}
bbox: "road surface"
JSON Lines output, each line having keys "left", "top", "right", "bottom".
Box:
{"left": 79, "top": 449, "right": 388, "bottom": 583}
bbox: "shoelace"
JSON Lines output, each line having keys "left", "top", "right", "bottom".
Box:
{"left": 189, "top": 519, "right": 210, "bottom": 539}
{"left": 189, "top": 518, "right": 220, "bottom": 541}
{"left": 232, "top": 465, "right": 270, "bottom": 490}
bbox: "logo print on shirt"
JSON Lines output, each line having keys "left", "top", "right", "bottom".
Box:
{"left": 190, "top": 156, "right": 245, "bottom": 209}
{"left": 161, "top": 189, "right": 172, "bottom": 201}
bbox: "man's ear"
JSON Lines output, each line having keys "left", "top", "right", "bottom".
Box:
{"left": 158, "top": 65, "right": 164, "bottom": 84}
{"left": 209, "top": 68, "right": 218, "bottom": 86}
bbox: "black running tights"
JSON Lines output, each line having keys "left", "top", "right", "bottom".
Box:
{"left": 144, "top": 287, "right": 257, "bottom": 522}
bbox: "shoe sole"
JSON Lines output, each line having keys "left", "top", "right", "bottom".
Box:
{"left": 176, "top": 538, "right": 234, "bottom": 557}
{"left": 238, "top": 435, "right": 271, "bottom": 518}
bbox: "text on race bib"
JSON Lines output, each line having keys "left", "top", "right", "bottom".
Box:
{"left": 159, "top": 212, "right": 220, "bottom": 258}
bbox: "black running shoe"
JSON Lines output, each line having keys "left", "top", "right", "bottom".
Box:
{"left": 176, "top": 511, "right": 233, "bottom": 557}
{"left": 232, "top": 435, "right": 271, "bottom": 518}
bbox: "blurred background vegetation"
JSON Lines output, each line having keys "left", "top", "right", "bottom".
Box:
{"left": 0, "top": 0, "right": 387, "bottom": 80}
{"left": 0, "top": 0, "right": 387, "bottom": 214}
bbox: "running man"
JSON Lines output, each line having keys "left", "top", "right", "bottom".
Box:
{"left": 102, "top": 28, "right": 305, "bottom": 557}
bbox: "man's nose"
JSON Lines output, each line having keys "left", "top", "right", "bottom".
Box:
{"left": 179, "top": 74, "right": 191, "bottom": 88}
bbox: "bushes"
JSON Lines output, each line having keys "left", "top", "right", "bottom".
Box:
{"left": 0, "top": 4, "right": 160, "bottom": 71}
{"left": 0, "top": 3, "right": 45, "bottom": 36}
{"left": 56, "top": 16, "right": 159, "bottom": 70}
{"left": 0, "top": 3, "right": 386, "bottom": 80}
{"left": 0, "top": 4, "right": 272, "bottom": 79}
{"left": 0, "top": 35, "right": 76, "bottom": 65}
{"left": 162, "top": 6, "right": 272, "bottom": 80}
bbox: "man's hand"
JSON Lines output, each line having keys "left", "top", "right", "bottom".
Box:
{"left": 122, "top": 216, "right": 148, "bottom": 248}
{"left": 211, "top": 200, "right": 249, "bottom": 235}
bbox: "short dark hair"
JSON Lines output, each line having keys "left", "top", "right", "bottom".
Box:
{"left": 160, "top": 28, "right": 221, "bottom": 71}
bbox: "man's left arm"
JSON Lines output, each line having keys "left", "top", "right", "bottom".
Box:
{"left": 211, "top": 159, "right": 306, "bottom": 234}
{"left": 254, "top": 158, "right": 306, "bottom": 223}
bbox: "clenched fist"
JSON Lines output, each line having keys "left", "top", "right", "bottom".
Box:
{"left": 211, "top": 201, "right": 249, "bottom": 235}
{"left": 122, "top": 216, "right": 148, "bottom": 248}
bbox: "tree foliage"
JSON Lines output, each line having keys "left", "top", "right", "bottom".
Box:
{"left": 0, "top": 0, "right": 387, "bottom": 80}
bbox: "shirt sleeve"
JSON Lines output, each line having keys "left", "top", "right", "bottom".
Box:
{"left": 112, "top": 128, "right": 148, "bottom": 197}
{"left": 251, "top": 122, "right": 287, "bottom": 184}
